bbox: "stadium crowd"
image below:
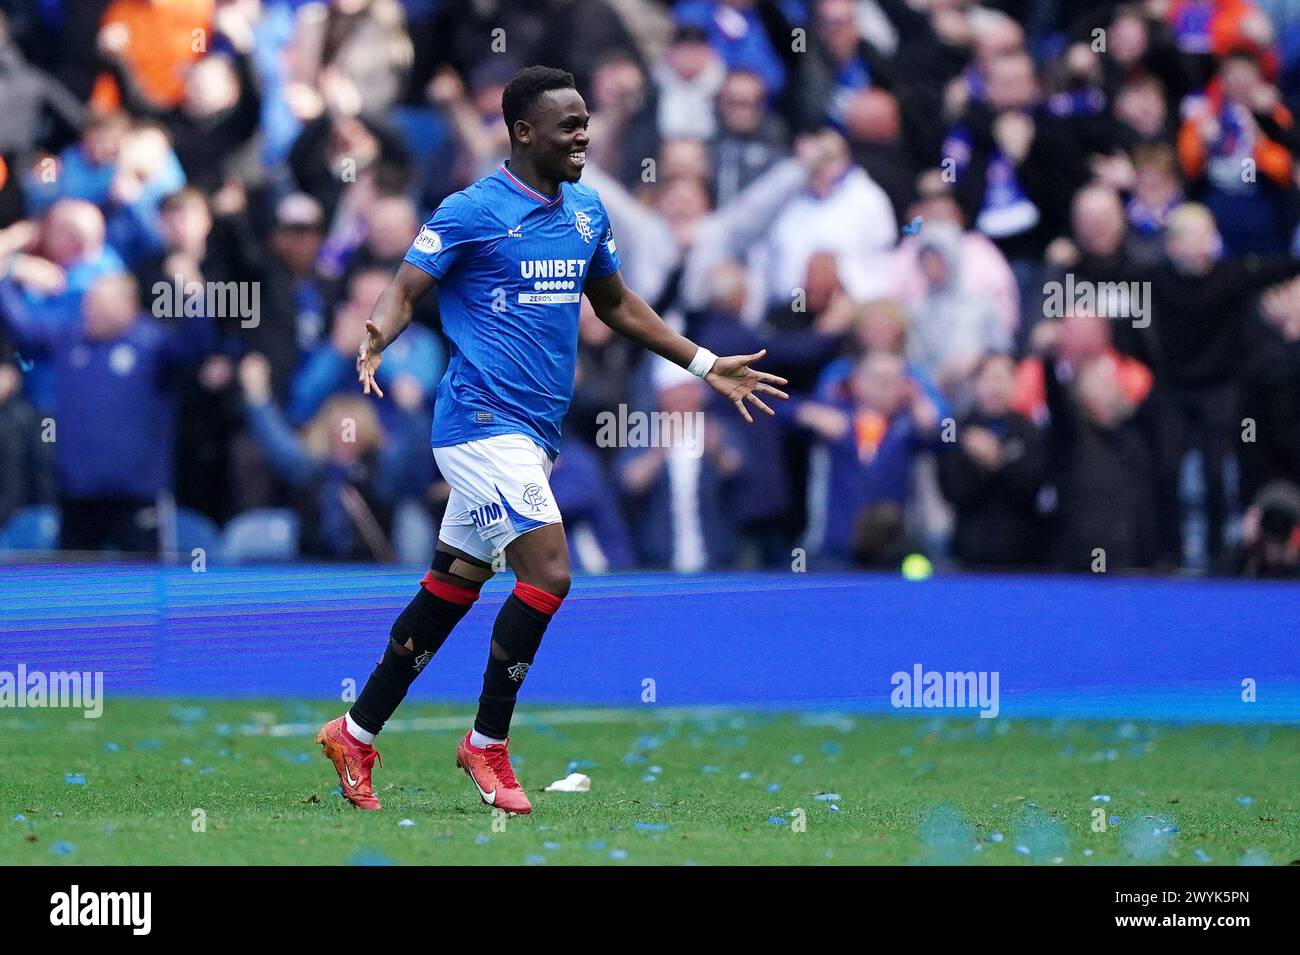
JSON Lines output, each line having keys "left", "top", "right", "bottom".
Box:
{"left": 2, "top": 0, "right": 1300, "bottom": 577}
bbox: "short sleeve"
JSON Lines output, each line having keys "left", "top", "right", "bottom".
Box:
{"left": 587, "top": 201, "right": 622, "bottom": 280}
{"left": 403, "top": 190, "right": 481, "bottom": 280}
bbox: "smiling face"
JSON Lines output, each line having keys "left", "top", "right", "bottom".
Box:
{"left": 515, "top": 87, "right": 590, "bottom": 184}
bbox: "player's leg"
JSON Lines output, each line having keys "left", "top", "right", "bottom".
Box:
{"left": 472, "top": 522, "right": 570, "bottom": 747}
{"left": 348, "top": 539, "right": 494, "bottom": 741}
{"left": 452, "top": 435, "right": 567, "bottom": 814}
{"left": 318, "top": 472, "right": 498, "bottom": 809}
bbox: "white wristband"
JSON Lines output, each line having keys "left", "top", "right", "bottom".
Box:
{"left": 687, "top": 347, "right": 717, "bottom": 379}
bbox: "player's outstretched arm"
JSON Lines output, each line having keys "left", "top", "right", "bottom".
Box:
{"left": 357, "top": 262, "right": 436, "bottom": 397}
{"left": 585, "top": 270, "right": 789, "bottom": 423}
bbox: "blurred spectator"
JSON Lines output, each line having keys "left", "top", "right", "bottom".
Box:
{"left": 710, "top": 69, "right": 787, "bottom": 205}
{"left": 1038, "top": 324, "right": 1158, "bottom": 572}
{"left": 904, "top": 221, "right": 1010, "bottom": 402}
{"left": 99, "top": 3, "right": 262, "bottom": 193}
{"left": 289, "top": 266, "right": 442, "bottom": 426}
{"left": 795, "top": 350, "right": 941, "bottom": 566}
{"left": 1178, "top": 50, "right": 1299, "bottom": 257}
{"left": 938, "top": 352, "right": 1046, "bottom": 568}
{"left": 1231, "top": 478, "right": 1300, "bottom": 576}
{"left": 90, "top": 0, "right": 214, "bottom": 111}
{"left": 238, "top": 350, "right": 428, "bottom": 560}
{"left": 889, "top": 187, "right": 1020, "bottom": 338}
{"left": 1142, "top": 203, "right": 1300, "bottom": 563}
{"left": 0, "top": 9, "right": 86, "bottom": 224}
{"left": 550, "top": 436, "right": 636, "bottom": 572}
{"left": 0, "top": 271, "right": 215, "bottom": 552}
{"left": 586, "top": 49, "right": 660, "bottom": 191}
{"left": 1240, "top": 275, "right": 1300, "bottom": 503}
{"left": 675, "top": 1, "right": 784, "bottom": 96}
{"left": 617, "top": 359, "right": 743, "bottom": 571}
{"left": 289, "top": 0, "right": 412, "bottom": 116}
{"left": 1126, "top": 142, "right": 1185, "bottom": 263}
{"left": 0, "top": 199, "right": 127, "bottom": 411}
{"left": 653, "top": 24, "right": 725, "bottom": 140}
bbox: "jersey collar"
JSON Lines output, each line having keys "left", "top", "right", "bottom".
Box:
{"left": 498, "top": 161, "right": 563, "bottom": 207}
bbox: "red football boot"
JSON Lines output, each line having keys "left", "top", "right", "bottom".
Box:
{"left": 455, "top": 732, "right": 532, "bottom": 814}
{"left": 316, "top": 716, "right": 382, "bottom": 810}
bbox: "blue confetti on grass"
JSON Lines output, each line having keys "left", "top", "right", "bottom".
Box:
{"left": 1237, "top": 849, "right": 1270, "bottom": 866}
{"left": 346, "top": 850, "right": 396, "bottom": 866}
{"left": 634, "top": 822, "right": 669, "bottom": 832}
{"left": 700, "top": 765, "right": 719, "bottom": 774}
{"left": 135, "top": 739, "right": 162, "bottom": 751}
{"left": 1194, "top": 848, "right": 1212, "bottom": 863}
{"left": 788, "top": 754, "right": 805, "bottom": 765}
{"left": 738, "top": 771, "right": 752, "bottom": 780}
{"left": 397, "top": 819, "right": 415, "bottom": 828}
{"left": 542, "top": 841, "right": 561, "bottom": 851}
{"left": 767, "top": 816, "right": 786, "bottom": 825}
{"left": 1090, "top": 794, "right": 1111, "bottom": 803}
{"left": 63, "top": 773, "right": 86, "bottom": 785}
{"left": 525, "top": 854, "right": 545, "bottom": 865}
{"left": 103, "top": 742, "right": 121, "bottom": 753}
{"left": 608, "top": 849, "right": 628, "bottom": 860}
{"left": 1120, "top": 813, "right": 1178, "bottom": 860}
{"left": 585, "top": 840, "right": 606, "bottom": 851}
{"left": 766, "top": 783, "right": 781, "bottom": 793}
{"left": 1013, "top": 805, "right": 1070, "bottom": 860}
{"left": 641, "top": 774, "right": 657, "bottom": 783}
{"left": 1236, "top": 796, "right": 1254, "bottom": 806}
{"left": 475, "top": 834, "right": 490, "bottom": 845}
{"left": 51, "top": 841, "right": 75, "bottom": 856}
{"left": 12, "top": 814, "right": 26, "bottom": 823}
{"left": 916, "top": 805, "right": 978, "bottom": 865}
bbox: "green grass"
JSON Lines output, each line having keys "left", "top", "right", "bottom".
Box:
{"left": 5, "top": 700, "right": 1298, "bottom": 865}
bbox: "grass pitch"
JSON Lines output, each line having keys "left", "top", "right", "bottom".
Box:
{"left": 5, "top": 700, "right": 1297, "bottom": 865}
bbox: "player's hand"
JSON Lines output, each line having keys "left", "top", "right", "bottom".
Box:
{"left": 356, "top": 319, "right": 386, "bottom": 398}
{"left": 704, "top": 349, "right": 789, "bottom": 424}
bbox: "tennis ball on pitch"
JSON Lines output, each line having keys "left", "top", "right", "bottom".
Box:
{"left": 901, "top": 553, "right": 932, "bottom": 581}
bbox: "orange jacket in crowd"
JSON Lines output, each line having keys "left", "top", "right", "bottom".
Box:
{"left": 1013, "top": 351, "right": 1155, "bottom": 424}
{"left": 90, "top": 0, "right": 215, "bottom": 111}
{"left": 1177, "top": 79, "right": 1296, "bottom": 187}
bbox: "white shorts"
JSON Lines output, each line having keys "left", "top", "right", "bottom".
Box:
{"left": 433, "top": 433, "right": 562, "bottom": 563}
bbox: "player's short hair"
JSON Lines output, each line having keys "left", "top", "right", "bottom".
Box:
{"left": 501, "top": 66, "right": 576, "bottom": 142}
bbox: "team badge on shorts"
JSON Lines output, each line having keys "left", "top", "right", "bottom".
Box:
{"left": 521, "top": 483, "right": 548, "bottom": 511}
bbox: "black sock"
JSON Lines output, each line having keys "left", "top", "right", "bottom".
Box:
{"left": 473, "top": 587, "right": 559, "bottom": 739}
{"left": 350, "top": 576, "right": 478, "bottom": 735}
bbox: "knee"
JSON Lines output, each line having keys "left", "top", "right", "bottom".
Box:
{"left": 518, "top": 559, "right": 571, "bottom": 601}
{"left": 533, "top": 566, "right": 571, "bottom": 600}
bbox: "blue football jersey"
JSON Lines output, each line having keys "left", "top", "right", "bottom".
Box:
{"left": 403, "top": 161, "right": 621, "bottom": 458}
